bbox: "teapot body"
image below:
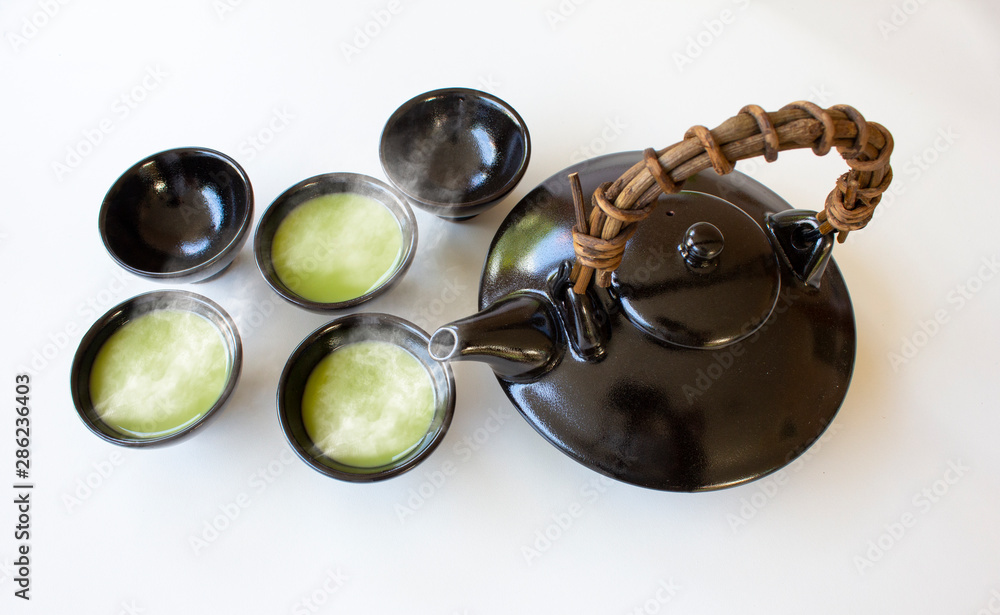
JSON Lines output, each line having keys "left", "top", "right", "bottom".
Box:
{"left": 468, "top": 152, "right": 854, "bottom": 491}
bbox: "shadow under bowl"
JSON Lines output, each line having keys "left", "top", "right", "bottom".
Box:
{"left": 100, "top": 147, "right": 254, "bottom": 283}
{"left": 70, "top": 290, "right": 243, "bottom": 448}
{"left": 254, "top": 173, "right": 417, "bottom": 312}
{"left": 379, "top": 87, "right": 530, "bottom": 220}
{"left": 278, "top": 313, "right": 455, "bottom": 482}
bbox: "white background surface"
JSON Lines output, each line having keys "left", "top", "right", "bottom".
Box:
{"left": 2, "top": 1, "right": 999, "bottom": 613}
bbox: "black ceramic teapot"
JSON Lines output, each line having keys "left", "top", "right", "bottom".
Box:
{"left": 429, "top": 103, "right": 894, "bottom": 492}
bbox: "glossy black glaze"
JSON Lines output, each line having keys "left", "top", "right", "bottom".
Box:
{"left": 613, "top": 191, "right": 780, "bottom": 349}
{"left": 553, "top": 264, "right": 610, "bottom": 362}
{"left": 679, "top": 221, "right": 724, "bottom": 266}
{"left": 379, "top": 88, "right": 530, "bottom": 219}
{"left": 100, "top": 147, "right": 253, "bottom": 283}
{"left": 429, "top": 292, "right": 563, "bottom": 382}
{"left": 253, "top": 173, "right": 417, "bottom": 313}
{"left": 278, "top": 314, "right": 455, "bottom": 482}
{"left": 478, "top": 152, "right": 855, "bottom": 491}
{"left": 766, "top": 209, "right": 835, "bottom": 289}
{"left": 70, "top": 290, "right": 243, "bottom": 448}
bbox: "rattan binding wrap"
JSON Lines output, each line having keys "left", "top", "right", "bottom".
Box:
{"left": 569, "top": 102, "right": 894, "bottom": 294}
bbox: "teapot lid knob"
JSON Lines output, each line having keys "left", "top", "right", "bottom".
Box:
{"left": 680, "top": 222, "right": 724, "bottom": 267}
{"left": 611, "top": 191, "right": 781, "bottom": 349}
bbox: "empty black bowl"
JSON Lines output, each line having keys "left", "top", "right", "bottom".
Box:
{"left": 278, "top": 313, "right": 455, "bottom": 482}
{"left": 100, "top": 147, "right": 254, "bottom": 283}
{"left": 379, "top": 88, "right": 530, "bottom": 220}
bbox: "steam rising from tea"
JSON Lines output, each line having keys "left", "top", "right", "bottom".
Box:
{"left": 89, "top": 309, "right": 229, "bottom": 438}
{"left": 301, "top": 340, "right": 435, "bottom": 467}
{"left": 271, "top": 193, "right": 403, "bottom": 303}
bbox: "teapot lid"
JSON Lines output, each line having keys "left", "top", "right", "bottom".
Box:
{"left": 612, "top": 191, "right": 780, "bottom": 349}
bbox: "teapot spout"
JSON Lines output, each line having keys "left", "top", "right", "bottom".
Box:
{"left": 428, "top": 293, "right": 563, "bottom": 382}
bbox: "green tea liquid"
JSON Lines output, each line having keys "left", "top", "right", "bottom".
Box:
{"left": 89, "top": 309, "right": 229, "bottom": 438}
{"left": 271, "top": 193, "right": 403, "bottom": 303}
{"left": 301, "top": 341, "right": 435, "bottom": 468}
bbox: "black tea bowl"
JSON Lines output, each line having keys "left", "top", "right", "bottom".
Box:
{"left": 379, "top": 87, "right": 530, "bottom": 220}
{"left": 254, "top": 172, "right": 417, "bottom": 312}
{"left": 100, "top": 147, "right": 254, "bottom": 283}
{"left": 278, "top": 313, "right": 455, "bottom": 482}
{"left": 70, "top": 290, "right": 243, "bottom": 448}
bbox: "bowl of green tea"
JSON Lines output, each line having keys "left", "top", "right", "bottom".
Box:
{"left": 278, "top": 313, "right": 455, "bottom": 482}
{"left": 70, "top": 290, "right": 242, "bottom": 447}
{"left": 254, "top": 173, "right": 417, "bottom": 312}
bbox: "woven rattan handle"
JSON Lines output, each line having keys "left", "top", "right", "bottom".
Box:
{"left": 569, "top": 102, "right": 894, "bottom": 294}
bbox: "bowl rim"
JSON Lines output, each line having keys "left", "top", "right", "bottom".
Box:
{"left": 69, "top": 289, "right": 243, "bottom": 448}
{"left": 253, "top": 172, "right": 418, "bottom": 312}
{"left": 277, "top": 313, "right": 456, "bottom": 482}
{"left": 378, "top": 87, "right": 532, "bottom": 211}
{"left": 98, "top": 146, "right": 255, "bottom": 281}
